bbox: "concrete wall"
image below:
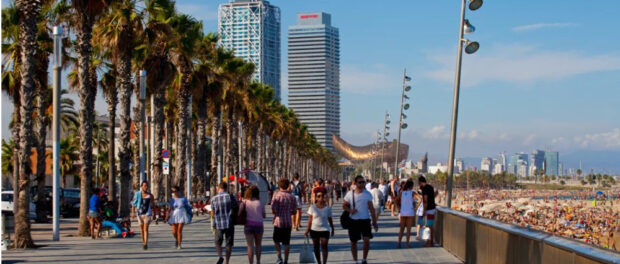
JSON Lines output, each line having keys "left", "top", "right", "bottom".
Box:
{"left": 435, "top": 208, "right": 620, "bottom": 264}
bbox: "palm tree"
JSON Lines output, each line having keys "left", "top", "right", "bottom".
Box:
{"left": 2, "top": 3, "right": 24, "bottom": 218}
{"left": 169, "top": 13, "right": 202, "bottom": 188}
{"left": 59, "top": 135, "right": 79, "bottom": 188}
{"left": 1, "top": 139, "right": 15, "bottom": 179}
{"left": 99, "top": 69, "right": 118, "bottom": 206}
{"left": 141, "top": 0, "right": 176, "bottom": 201}
{"left": 12, "top": 0, "right": 43, "bottom": 248}
{"left": 95, "top": 0, "right": 141, "bottom": 217}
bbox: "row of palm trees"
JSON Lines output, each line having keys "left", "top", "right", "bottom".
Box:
{"left": 2, "top": 0, "right": 340, "bottom": 248}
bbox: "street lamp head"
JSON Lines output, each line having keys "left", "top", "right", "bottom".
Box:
{"left": 464, "top": 19, "right": 475, "bottom": 34}
{"left": 404, "top": 75, "right": 412, "bottom": 82}
{"left": 464, "top": 40, "right": 480, "bottom": 54}
{"left": 386, "top": 120, "right": 391, "bottom": 125}
{"left": 403, "top": 94, "right": 410, "bottom": 100}
{"left": 404, "top": 85, "right": 412, "bottom": 92}
{"left": 468, "top": 0, "right": 483, "bottom": 11}
{"left": 403, "top": 103, "right": 410, "bottom": 110}
{"left": 402, "top": 113, "right": 407, "bottom": 119}
{"left": 401, "top": 123, "right": 408, "bottom": 129}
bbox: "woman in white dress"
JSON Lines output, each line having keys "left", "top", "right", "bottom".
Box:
{"left": 167, "top": 186, "right": 192, "bottom": 249}
{"left": 397, "top": 179, "right": 415, "bottom": 248}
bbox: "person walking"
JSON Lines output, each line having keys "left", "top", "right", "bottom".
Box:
{"left": 397, "top": 179, "right": 416, "bottom": 248}
{"left": 132, "top": 181, "right": 155, "bottom": 250}
{"left": 343, "top": 175, "right": 379, "bottom": 264}
{"left": 167, "top": 186, "right": 192, "bottom": 249}
{"left": 414, "top": 191, "right": 424, "bottom": 240}
{"left": 242, "top": 185, "right": 266, "bottom": 264}
{"left": 389, "top": 178, "right": 400, "bottom": 217}
{"left": 325, "top": 180, "right": 335, "bottom": 207}
{"left": 211, "top": 182, "right": 238, "bottom": 264}
{"left": 305, "top": 188, "right": 335, "bottom": 264}
{"left": 271, "top": 178, "right": 297, "bottom": 264}
{"left": 88, "top": 188, "right": 102, "bottom": 239}
{"left": 370, "top": 182, "right": 384, "bottom": 221}
{"left": 291, "top": 173, "right": 303, "bottom": 231}
{"left": 419, "top": 176, "right": 437, "bottom": 247}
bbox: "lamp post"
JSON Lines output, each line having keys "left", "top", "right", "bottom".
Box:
{"left": 52, "top": 25, "right": 63, "bottom": 241}
{"left": 139, "top": 70, "right": 146, "bottom": 183}
{"left": 379, "top": 112, "right": 390, "bottom": 180}
{"left": 446, "top": 0, "right": 482, "bottom": 208}
{"left": 393, "top": 69, "right": 412, "bottom": 179}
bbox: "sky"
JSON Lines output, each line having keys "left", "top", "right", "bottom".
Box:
{"left": 2, "top": 0, "right": 620, "bottom": 172}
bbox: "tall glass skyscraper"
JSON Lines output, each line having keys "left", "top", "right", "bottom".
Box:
{"left": 544, "top": 151, "right": 559, "bottom": 176}
{"left": 218, "top": 0, "right": 281, "bottom": 99}
{"left": 288, "top": 12, "right": 340, "bottom": 150}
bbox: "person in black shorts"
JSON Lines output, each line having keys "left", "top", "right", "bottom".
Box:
{"left": 305, "top": 188, "right": 335, "bottom": 264}
{"left": 343, "top": 175, "right": 378, "bottom": 264}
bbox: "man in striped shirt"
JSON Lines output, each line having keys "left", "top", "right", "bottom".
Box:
{"left": 271, "top": 178, "right": 297, "bottom": 264}
{"left": 211, "top": 182, "right": 237, "bottom": 264}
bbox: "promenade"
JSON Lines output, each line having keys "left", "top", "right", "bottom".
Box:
{"left": 2, "top": 201, "right": 461, "bottom": 264}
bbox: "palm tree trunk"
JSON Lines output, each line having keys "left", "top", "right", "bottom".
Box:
{"left": 174, "top": 86, "right": 189, "bottom": 188}
{"left": 12, "top": 95, "right": 21, "bottom": 216}
{"left": 151, "top": 86, "right": 164, "bottom": 201}
{"left": 210, "top": 112, "right": 221, "bottom": 196}
{"left": 106, "top": 92, "right": 117, "bottom": 208}
{"left": 14, "top": 0, "right": 41, "bottom": 247}
{"left": 132, "top": 100, "right": 141, "bottom": 188}
{"left": 118, "top": 57, "right": 133, "bottom": 217}
{"left": 35, "top": 80, "right": 49, "bottom": 223}
{"left": 75, "top": 18, "right": 97, "bottom": 237}
{"left": 195, "top": 98, "right": 207, "bottom": 196}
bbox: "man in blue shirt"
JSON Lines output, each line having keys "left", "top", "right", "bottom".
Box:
{"left": 211, "top": 182, "right": 237, "bottom": 264}
{"left": 88, "top": 188, "right": 102, "bottom": 239}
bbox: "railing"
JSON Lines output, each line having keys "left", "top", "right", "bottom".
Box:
{"left": 435, "top": 207, "right": 620, "bottom": 264}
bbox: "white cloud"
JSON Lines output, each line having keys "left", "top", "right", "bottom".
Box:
{"left": 425, "top": 44, "right": 620, "bottom": 87}
{"left": 573, "top": 128, "right": 620, "bottom": 149}
{"left": 340, "top": 65, "right": 400, "bottom": 94}
{"left": 524, "top": 134, "right": 537, "bottom": 145}
{"left": 423, "top": 125, "right": 447, "bottom": 139}
{"left": 176, "top": 4, "right": 218, "bottom": 23}
{"left": 513, "top": 23, "right": 577, "bottom": 32}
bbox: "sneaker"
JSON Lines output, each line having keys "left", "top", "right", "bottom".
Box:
{"left": 276, "top": 256, "right": 283, "bottom": 264}
{"left": 143, "top": 244, "right": 148, "bottom": 250}
{"left": 362, "top": 261, "right": 368, "bottom": 264}
{"left": 177, "top": 245, "right": 182, "bottom": 250}
{"left": 216, "top": 257, "right": 224, "bottom": 264}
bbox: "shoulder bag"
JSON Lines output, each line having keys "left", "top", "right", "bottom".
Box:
{"left": 340, "top": 191, "right": 355, "bottom": 229}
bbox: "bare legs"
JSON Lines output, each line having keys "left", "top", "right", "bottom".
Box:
{"left": 350, "top": 237, "right": 370, "bottom": 262}
{"left": 88, "top": 216, "right": 101, "bottom": 239}
{"left": 293, "top": 210, "right": 302, "bottom": 230}
{"left": 245, "top": 233, "right": 263, "bottom": 264}
{"left": 171, "top": 223, "right": 184, "bottom": 248}
{"left": 311, "top": 237, "right": 330, "bottom": 264}
{"left": 398, "top": 216, "right": 414, "bottom": 248}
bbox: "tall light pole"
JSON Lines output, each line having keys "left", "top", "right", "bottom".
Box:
{"left": 393, "top": 69, "right": 412, "bottom": 179}
{"left": 446, "top": 0, "right": 482, "bottom": 208}
{"left": 139, "top": 70, "right": 147, "bottom": 183}
{"left": 52, "top": 25, "right": 63, "bottom": 241}
{"left": 379, "top": 112, "right": 390, "bottom": 180}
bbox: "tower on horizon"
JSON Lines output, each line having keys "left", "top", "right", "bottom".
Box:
{"left": 218, "top": 0, "right": 281, "bottom": 99}
{"left": 288, "top": 12, "right": 340, "bottom": 150}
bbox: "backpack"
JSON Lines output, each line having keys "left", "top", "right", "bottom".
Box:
{"left": 292, "top": 181, "right": 302, "bottom": 196}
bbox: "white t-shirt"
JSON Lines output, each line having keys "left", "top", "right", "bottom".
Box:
{"left": 344, "top": 190, "right": 373, "bottom": 220}
{"left": 307, "top": 205, "right": 332, "bottom": 231}
{"left": 371, "top": 188, "right": 383, "bottom": 208}
{"left": 378, "top": 184, "right": 388, "bottom": 197}
{"left": 365, "top": 182, "right": 372, "bottom": 192}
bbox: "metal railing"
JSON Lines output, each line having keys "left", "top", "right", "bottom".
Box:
{"left": 435, "top": 207, "right": 620, "bottom": 264}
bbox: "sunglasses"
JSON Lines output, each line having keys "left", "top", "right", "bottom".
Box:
{"left": 357, "top": 181, "right": 365, "bottom": 184}
{"left": 316, "top": 194, "right": 324, "bottom": 198}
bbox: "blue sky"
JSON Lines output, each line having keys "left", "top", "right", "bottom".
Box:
{"left": 2, "top": 0, "right": 620, "bottom": 170}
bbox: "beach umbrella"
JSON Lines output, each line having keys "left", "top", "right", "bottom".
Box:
{"left": 596, "top": 191, "right": 603, "bottom": 196}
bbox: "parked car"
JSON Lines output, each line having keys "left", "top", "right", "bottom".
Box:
{"left": 61, "top": 188, "right": 80, "bottom": 218}
{"left": 1, "top": 190, "right": 37, "bottom": 219}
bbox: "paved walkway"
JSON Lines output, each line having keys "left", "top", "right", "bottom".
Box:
{"left": 2, "top": 200, "right": 461, "bottom": 264}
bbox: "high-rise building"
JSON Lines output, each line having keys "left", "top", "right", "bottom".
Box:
{"left": 508, "top": 153, "right": 528, "bottom": 176}
{"left": 218, "top": 0, "right": 281, "bottom": 99}
{"left": 455, "top": 159, "right": 464, "bottom": 174}
{"left": 530, "top": 149, "right": 545, "bottom": 176}
{"left": 544, "top": 151, "right": 559, "bottom": 176}
{"left": 492, "top": 163, "right": 504, "bottom": 175}
{"left": 517, "top": 159, "right": 528, "bottom": 178}
{"left": 480, "top": 157, "right": 493, "bottom": 173}
{"left": 288, "top": 12, "right": 340, "bottom": 150}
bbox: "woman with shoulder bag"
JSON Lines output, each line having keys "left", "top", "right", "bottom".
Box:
{"left": 168, "top": 186, "right": 192, "bottom": 249}
{"left": 305, "top": 188, "right": 335, "bottom": 264}
{"left": 242, "top": 186, "right": 265, "bottom": 264}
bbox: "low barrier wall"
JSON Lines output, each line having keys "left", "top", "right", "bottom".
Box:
{"left": 435, "top": 207, "right": 620, "bottom": 264}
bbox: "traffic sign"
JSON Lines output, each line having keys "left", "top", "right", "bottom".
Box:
{"left": 162, "top": 149, "right": 170, "bottom": 159}
{"left": 163, "top": 163, "right": 170, "bottom": 175}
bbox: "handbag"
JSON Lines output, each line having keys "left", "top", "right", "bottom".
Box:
{"left": 421, "top": 226, "right": 431, "bottom": 241}
{"left": 340, "top": 191, "right": 355, "bottom": 229}
{"left": 236, "top": 201, "right": 246, "bottom": 226}
{"left": 299, "top": 237, "right": 316, "bottom": 263}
